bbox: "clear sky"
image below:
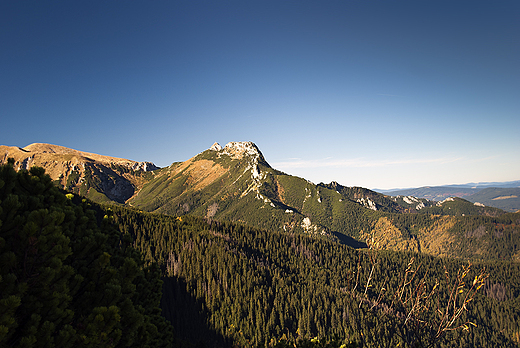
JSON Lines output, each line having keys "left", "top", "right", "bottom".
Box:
{"left": 1, "top": 1, "right": 519, "bottom": 189}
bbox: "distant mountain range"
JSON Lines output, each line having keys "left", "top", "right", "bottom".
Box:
{"left": 2, "top": 142, "right": 519, "bottom": 261}
{"left": 377, "top": 181, "right": 520, "bottom": 212}
{"left": 378, "top": 180, "right": 520, "bottom": 193}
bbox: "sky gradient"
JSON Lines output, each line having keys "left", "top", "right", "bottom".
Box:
{"left": 1, "top": 1, "right": 519, "bottom": 189}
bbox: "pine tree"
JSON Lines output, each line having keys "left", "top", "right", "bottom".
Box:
{"left": 0, "top": 160, "right": 173, "bottom": 347}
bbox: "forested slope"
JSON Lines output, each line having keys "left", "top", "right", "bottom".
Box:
{"left": 4, "top": 143, "right": 519, "bottom": 263}
{"left": 3, "top": 158, "right": 520, "bottom": 348}
{"left": 111, "top": 206, "right": 520, "bottom": 348}
{"left": 0, "top": 160, "right": 172, "bottom": 347}
{"left": 128, "top": 144, "right": 520, "bottom": 262}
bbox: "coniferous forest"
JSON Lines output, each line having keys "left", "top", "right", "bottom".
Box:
{"left": 2, "top": 161, "right": 520, "bottom": 347}
{"left": 0, "top": 161, "right": 172, "bottom": 347}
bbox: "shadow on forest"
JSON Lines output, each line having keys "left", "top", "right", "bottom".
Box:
{"left": 332, "top": 231, "right": 368, "bottom": 249}
{"left": 161, "top": 276, "right": 230, "bottom": 348}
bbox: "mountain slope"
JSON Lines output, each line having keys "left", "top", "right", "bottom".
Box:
{"left": 3, "top": 141, "right": 520, "bottom": 261}
{"left": 0, "top": 143, "right": 159, "bottom": 203}
{"left": 3, "top": 145, "right": 518, "bottom": 348}
{"left": 109, "top": 206, "right": 520, "bottom": 348}
{"left": 128, "top": 142, "right": 438, "bottom": 246}
{"left": 127, "top": 142, "right": 520, "bottom": 261}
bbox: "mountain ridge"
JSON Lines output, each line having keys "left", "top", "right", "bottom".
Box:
{"left": 379, "top": 183, "right": 520, "bottom": 212}
{"left": 2, "top": 141, "right": 519, "bottom": 261}
{"left": 0, "top": 143, "right": 159, "bottom": 203}
{"left": 376, "top": 180, "right": 520, "bottom": 193}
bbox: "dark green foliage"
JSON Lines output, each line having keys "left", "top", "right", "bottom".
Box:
{"left": 110, "top": 207, "right": 520, "bottom": 348}
{"left": 271, "top": 336, "right": 357, "bottom": 347}
{"left": 445, "top": 212, "right": 520, "bottom": 261}
{"left": 5, "top": 149, "right": 520, "bottom": 347}
{"left": 0, "top": 161, "right": 173, "bottom": 347}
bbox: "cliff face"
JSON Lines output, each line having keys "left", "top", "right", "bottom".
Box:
{"left": 0, "top": 144, "right": 159, "bottom": 203}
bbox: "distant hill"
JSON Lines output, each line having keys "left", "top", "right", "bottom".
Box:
{"left": 380, "top": 182, "right": 520, "bottom": 212}
{"left": 416, "top": 196, "right": 504, "bottom": 217}
{"left": 381, "top": 186, "right": 479, "bottom": 201}
{"left": 466, "top": 187, "right": 520, "bottom": 213}
{"left": 378, "top": 180, "right": 520, "bottom": 194}
{"left": 454, "top": 180, "right": 520, "bottom": 189}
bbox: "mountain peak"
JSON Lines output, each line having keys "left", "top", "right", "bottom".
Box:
{"left": 208, "top": 141, "right": 267, "bottom": 164}
{"left": 209, "top": 142, "right": 222, "bottom": 151}
{"left": 223, "top": 141, "right": 260, "bottom": 157}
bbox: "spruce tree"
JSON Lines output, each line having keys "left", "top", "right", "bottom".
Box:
{"left": 0, "top": 160, "right": 173, "bottom": 347}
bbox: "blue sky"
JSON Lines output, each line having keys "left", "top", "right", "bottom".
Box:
{"left": 1, "top": 1, "right": 519, "bottom": 189}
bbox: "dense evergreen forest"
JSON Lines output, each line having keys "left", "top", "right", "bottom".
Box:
{"left": 112, "top": 207, "right": 520, "bottom": 347}
{"left": 0, "top": 161, "right": 172, "bottom": 347}
{"left": 2, "top": 161, "right": 520, "bottom": 347}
